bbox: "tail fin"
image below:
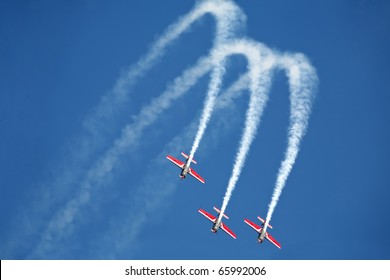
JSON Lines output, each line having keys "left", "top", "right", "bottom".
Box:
{"left": 214, "top": 206, "right": 229, "bottom": 219}
{"left": 257, "top": 216, "right": 273, "bottom": 229}
{"left": 181, "top": 152, "right": 197, "bottom": 164}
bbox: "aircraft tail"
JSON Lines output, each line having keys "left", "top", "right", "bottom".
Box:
{"left": 214, "top": 206, "right": 229, "bottom": 219}
{"left": 181, "top": 152, "right": 197, "bottom": 164}
{"left": 257, "top": 216, "right": 273, "bottom": 229}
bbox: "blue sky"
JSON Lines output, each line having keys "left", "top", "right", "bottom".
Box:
{"left": 1, "top": 0, "right": 389, "bottom": 260}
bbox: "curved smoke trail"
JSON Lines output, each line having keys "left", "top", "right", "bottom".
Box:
{"left": 216, "top": 41, "right": 276, "bottom": 221}
{"left": 214, "top": 47, "right": 317, "bottom": 230}
{"left": 188, "top": 59, "right": 226, "bottom": 163}
{"left": 263, "top": 54, "right": 317, "bottom": 230}
{"left": 188, "top": 40, "right": 277, "bottom": 185}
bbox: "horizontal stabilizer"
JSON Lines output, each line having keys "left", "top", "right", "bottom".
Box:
{"left": 213, "top": 206, "right": 229, "bottom": 219}
{"left": 258, "top": 216, "right": 273, "bottom": 229}
{"left": 181, "top": 152, "right": 197, "bottom": 164}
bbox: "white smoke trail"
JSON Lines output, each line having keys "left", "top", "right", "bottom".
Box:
{"left": 186, "top": 0, "right": 247, "bottom": 163}
{"left": 216, "top": 41, "right": 276, "bottom": 222}
{"left": 188, "top": 60, "right": 226, "bottom": 163}
{"left": 189, "top": 39, "right": 275, "bottom": 176}
{"left": 263, "top": 54, "right": 317, "bottom": 230}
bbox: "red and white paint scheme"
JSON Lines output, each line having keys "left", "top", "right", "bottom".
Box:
{"left": 166, "top": 152, "right": 205, "bottom": 184}
{"left": 198, "top": 207, "right": 237, "bottom": 239}
{"left": 244, "top": 216, "right": 281, "bottom": 249}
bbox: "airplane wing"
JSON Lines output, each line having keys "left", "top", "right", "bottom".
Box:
{"left": 244, "top": 218, "right": 262, "bottom": 233}
{"left": 198, "top": 209, "right": 216, "bottom": 222}
{"left": 266, "top": 232, "right": 282, "bottom": 249}
{"left": 221, "top": 222, "right": 237, "bottom": 239}
{"left": 189, "top": 167, "right": 205, "bottom": 184}
{"left": 166, "top": 155, "right": 185, "bottom": 169}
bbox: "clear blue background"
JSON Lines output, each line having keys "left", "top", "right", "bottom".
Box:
{"left": 1, "top": 0, "right": 389, "bottom": 259}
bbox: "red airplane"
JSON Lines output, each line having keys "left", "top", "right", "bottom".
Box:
{"left": 166, "top": 152, "right": 205, "bottom": 184}
{"left": 198, "top": 206, "right": 237, "bottom": 239}
{"left": 244, "top": 216, "right": 281, "bottom": 249}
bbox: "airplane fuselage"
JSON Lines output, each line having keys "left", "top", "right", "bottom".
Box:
{"left": 211, "top": 223, "right": 220, "bottom": 233}
{"left": 211, "top": 219, "right": 222, "bottom": 233}
{"left": 180, "top": 160, "right": 191, "bottom": 178}
{"left": 257, "top": 234, "right": 265, "bottom": 243}
{"left": 243, "top": 217, "right": 281, "bottom": 248}
{"left": 258, "top": 229, "right": 266, "bottom": 243}
{"left": 199, "top": 208, "right": 237, "bottom": 239}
